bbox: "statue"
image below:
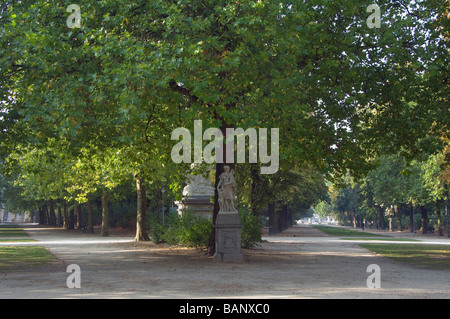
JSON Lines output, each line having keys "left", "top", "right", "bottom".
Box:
{"left": 182, "top": 174, "right": 214, "bottom": 197}
{"left": 217, "top": 166, "right": 237, "bottom": 213}
{"left": 214, "top": 165, "right": 243, "bottom": 262}
{"left": 176, "top": 164, "right": 215, "bottom": 219}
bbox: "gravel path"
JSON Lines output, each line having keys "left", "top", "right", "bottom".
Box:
{"left": 1, "top": 224, "right": 449, "bottom": 299}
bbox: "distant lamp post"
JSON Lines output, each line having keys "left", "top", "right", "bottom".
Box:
{"left": 161, "top": 187, "right": 166, "bottom": 227}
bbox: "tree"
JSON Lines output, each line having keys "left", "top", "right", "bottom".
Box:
{"left": 236, "top": 164, "right": 328, "bottom": 234}
{"left": 422, "top": 153, "right": 448, "bottom": 236}
{"left": 368, "top": 156, "right": 411, "bottom": 231}
{"left": 334, "top": 180, "right": 363, "bottom": 228}
{"left": 2, "top": 0, "right": 448, "bottom": 253}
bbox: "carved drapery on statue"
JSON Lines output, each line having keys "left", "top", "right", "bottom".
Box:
{"left": 217, "top": 166, "right": 237, "bottom": 213}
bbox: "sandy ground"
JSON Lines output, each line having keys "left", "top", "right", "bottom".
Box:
{"left": 0, "top": 224, "right": 449, "bottom": 299}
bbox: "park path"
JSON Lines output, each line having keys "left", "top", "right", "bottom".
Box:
{"left": 0, "top": 223, "right": 449, "bottom": 299}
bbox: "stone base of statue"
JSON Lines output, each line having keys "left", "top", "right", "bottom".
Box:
{"left": 175, "top": 195, "right": 214, "bottom": 219}
{"left": 213, "top": 212, "right": 244, "bottom": 263}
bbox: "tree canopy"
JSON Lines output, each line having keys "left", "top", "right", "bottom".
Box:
{"left": 1, "top": 0, "right": 448, "bottom": 243}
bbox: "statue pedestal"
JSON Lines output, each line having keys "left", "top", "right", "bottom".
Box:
{"left": 175, "top": 195, "right": 213, "bottom": 219}
{"left": 213, "top": 212, "right": 244, "bottom": 263}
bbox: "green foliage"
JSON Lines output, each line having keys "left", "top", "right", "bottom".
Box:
{"left": 314, "top": 201, "right": 333, "bottom": 218}
{"left": 149, "top": 215, "right": 166, "bottom": 245}
{"left": 151, "top": 212, "right": 212, "bottom": 249}
{"left": 239, "top": 208, "right": 263, "bottom": 249}
{"left": 1, "top": 0, "right": 448, "bottom": 242}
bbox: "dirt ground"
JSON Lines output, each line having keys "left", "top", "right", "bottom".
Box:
{"left": 0, "top": 224, "right": 449, "bottom": 299}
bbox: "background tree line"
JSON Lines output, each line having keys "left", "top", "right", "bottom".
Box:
{"left": 316, "top": 147, "right": 449, "bottom": 236}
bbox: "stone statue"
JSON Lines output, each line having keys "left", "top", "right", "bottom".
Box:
{"left": 182, "top": 174, "right": 215, "bottom": 197}
{"left": 217, "top": 166, "right": 237, "bottom": 213}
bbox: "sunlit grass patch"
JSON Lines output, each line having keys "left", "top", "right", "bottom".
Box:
{"left": 0, "top": 246, "right": 55, "bottom": 272}
{"left": 313, "top": 225, "right": 387, "bottom": 238}
{"left": 359, "top": 244, "right": 450, "bottom": 270}
{"left": 0, "top": 225, "right": 30, "bottom": 237}
{"left": 0, "top": 239, "right": 36, "bottom": 242}
{"left": 341, "top": 237, "right": 420, "bottom": 242}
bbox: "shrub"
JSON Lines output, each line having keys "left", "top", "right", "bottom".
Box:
{"left": 151, "top": 209, "right": 263, "bottom": 250}
{"left": 149, "top": 214, "right": 165, "bottom": 244}
{"left": 151, "top": 211, "right": 212, "bottom": 249}
{"left": 239, "top": 208, "right": 264, "bottom": 249}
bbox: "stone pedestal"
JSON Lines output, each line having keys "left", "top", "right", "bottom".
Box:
{"left": 213, "top": 212, "right": 244, "bottom": 263}
{"left": 175, "top": 195, "right": 214, "bottom": 219}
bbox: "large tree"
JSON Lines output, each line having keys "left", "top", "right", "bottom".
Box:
{"left": 1, "top": 0, "right": 448, "bottom": 252}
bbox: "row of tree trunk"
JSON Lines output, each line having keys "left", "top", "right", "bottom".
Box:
{"left": 355, "top": 203, "right": 447, "bottom": 236}
{"left": 38, "top": 199, "right": 96, "bottom": 234}
{"left": 37, "top": 171, "right": 151, "bottom": 241}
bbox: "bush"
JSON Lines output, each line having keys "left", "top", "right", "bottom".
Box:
{"left": 149, "top": 215, "right": 166, "bottom": 244}
{"left": 239, "top": 208, "right": 264, "bottom": 249}
{"left": 151, "top": 211, "right": 212, "bottom": 249}
{"left": 151, "top": 209, "right": 264, "bottom": 250}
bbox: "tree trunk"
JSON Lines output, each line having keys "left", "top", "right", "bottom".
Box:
{"left": 67, "top": 207, "right": 75, "bottom": 230}
{"left": 207, "top": 119, "right": 236, "bottom": 256}
{"left": 393, "top": 205, "right": 403, "bottom": 231}
{"left": 435, "top": 204, "right": 443, "bottom": 236}
{"left": 408, "top": 202, "right": 414, "bottom": 233}
{"left": 76, "top": 204, "right": 82, "bottom": 230}
{"left": 250, "top": 163, "right": 260, "bottom": 216}
{"left": 268, "top": 202, "right": 277, "bottom": 235}
{"left": 49, "top": 200, "right": 56, "bottom": 226}
{"left": 57, "top": 205, "right": 62, "bottom": 227}
{"left": 389, "top": 212, "right": 393, "bottom": 232}
{"left": 420, "top": 205, "right": 429, "bottom": 234}
{"left": 446, "top": 190, "right": 449, "bottom": 238}
{"left": 38, "top": 206, "right": 45, "bottom": 225}
{"left": 101, "top": 188, "right": 109, "bottom": 237}
{"left": 43, "top": 204, "right": 49, "bottom": 225}
{"left": 280, "top": 205, "right": 290, "bottom": 232}
{"left": 377, "top": 206, "right": 386, "bottom": 230}
{"left": 63, "top": 202, "right": 68, "bottom": 229}
{"left": 134, "top": 171, "right": 150, "bottom": 241}
{"left": 207, "top": 163, "right": 222, "bottom": 256}
{"left": 87, "top": 200, "right": 94, "bottom": 233}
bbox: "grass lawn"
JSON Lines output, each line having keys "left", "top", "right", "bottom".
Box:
{"left": 0, "top": 239, "right": 37, "bottom": 242}
{"left": 0, "top": 246, "right": 55, "bottom": 272}
{"left": 341, "top": 237, "right": 420, "bottom": 242}
{"left": 313, "top": 225, "right": 388, "bottom": 238}
{"left": 0, "top": 225, "right": 54, "bottom": 272}
{"left": 0, "top": 225, "right": 30, "bottom": 237}
{"left": 359, "top": 243, "right": 450, "bottom": 270}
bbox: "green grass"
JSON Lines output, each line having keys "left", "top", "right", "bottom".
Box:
{"left": 359, "top": 243, "right": 450, "bottom": 270}
{"left": 0, "top": 225, "right": 54, "bottom": 272}
{"left": 0, "top": 225, "right": 30, "bottom": 237}
{"left": 341, "top": 237, "right": 420, "bottom": 242}
{"left": 0, "top": 246, "right": 55, "bottom": 272}
{"left": 0, "top": 239, "right": 36, "bottom": 242}
{"left": 313, "top": 225, "right": 388, "bottom": 238}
